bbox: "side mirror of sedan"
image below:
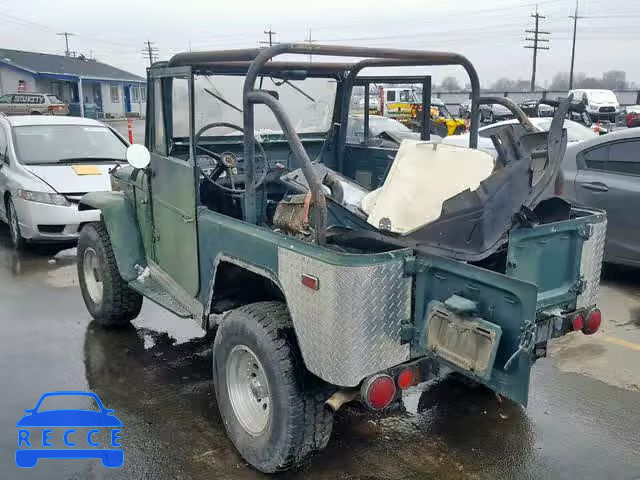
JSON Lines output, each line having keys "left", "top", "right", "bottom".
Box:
{"left": 126, "top": 144, "right": 150, "bottom": 169}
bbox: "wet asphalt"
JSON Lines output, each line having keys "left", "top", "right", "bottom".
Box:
{"left": 1, "top": 226, "right": 639, "bottom": 480}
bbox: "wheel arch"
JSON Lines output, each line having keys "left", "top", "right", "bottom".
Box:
{"left": 78, "top": 191, "right": 146, "bottom": 282}
{"left": 205, "top": 255, "right": 287, "bottom": 325}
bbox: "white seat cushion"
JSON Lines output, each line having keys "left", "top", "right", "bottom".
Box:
{"left": 361, "top": 140, "right": 495, "bottom": 234}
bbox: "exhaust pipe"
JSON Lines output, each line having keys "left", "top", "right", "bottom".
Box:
{"left": 325, "top": 389, "right": 358, "bottom": 412}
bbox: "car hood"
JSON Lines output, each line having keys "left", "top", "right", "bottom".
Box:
{"left": 16, "top": 409, "right": 122, "bottom": 427}
{"left": 23, "top": 164, "right": 115, "bottom": 194}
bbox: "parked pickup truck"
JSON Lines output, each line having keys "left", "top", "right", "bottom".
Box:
{"left": 75, "top": 44, "right": 606, "bottom": 473}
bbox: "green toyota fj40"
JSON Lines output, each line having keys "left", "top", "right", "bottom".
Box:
{"left": 76, "top": 44, "right": 606, "bottom": 472}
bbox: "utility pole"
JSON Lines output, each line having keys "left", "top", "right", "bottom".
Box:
{"left": 57, "top": 32, "right": 75, "bottom": 57}
{"left": 141, "top": 41, "right": 159, "bottom": 66}
{"left": 569, "top": 0, "right": 580, "bottom": 89}
{"left": 260, "top": 26, "right": 277, "bottom": 47}
{"left": 305, "top": 28, "right": 315, "bottom": 63}
{"left": 524, "top": 7, "right": 550, "bottom": 92}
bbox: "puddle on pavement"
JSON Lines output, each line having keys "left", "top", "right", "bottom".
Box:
{"left": 0, "top": 229, "right": 78, "bottom": 281}
{"left": 83, "top": 321, "right": 534, "bottom": 480}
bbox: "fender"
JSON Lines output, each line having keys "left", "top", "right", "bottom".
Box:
{"left": 78, "top": 191, "right": 146, "bottom": 282}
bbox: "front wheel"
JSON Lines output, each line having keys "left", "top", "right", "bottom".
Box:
{"left": 213, "top": 301, "right": 334, "bottom": 473}
{"left": 77, "top": 222, "right": 142, "bottom": 327}
{"left": 7, "top": 198, "right": 26, "bottom": 250}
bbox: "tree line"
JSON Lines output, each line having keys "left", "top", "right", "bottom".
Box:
{"left": 435, "top": 70, "right": 635, "bottom": 92}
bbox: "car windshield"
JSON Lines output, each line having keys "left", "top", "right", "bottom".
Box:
{"left": 13, "top": 125, "right": 126, "bottom": 165}
{"left": 173, "top": 74, "right": 337, "bottom": 138}
{"left": 35, "top": 394, "right": 101, "bottom": 412}
{"left": 432, "top": 102, "right": 453, "bottom": 120}
{"left": 46, "top": 95, "right": 64, "bottom": 104}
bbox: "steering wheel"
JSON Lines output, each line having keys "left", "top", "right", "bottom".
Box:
{"left": 194, "top": 122, "right": 269, "bottom": 195}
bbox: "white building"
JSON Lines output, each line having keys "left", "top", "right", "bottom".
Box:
{"left": 0, "top": 48, "right": 146, "bottom": 118}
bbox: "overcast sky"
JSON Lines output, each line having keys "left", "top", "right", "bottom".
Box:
{"left": 1, "top": 0, "right": 638, "bottom": 87}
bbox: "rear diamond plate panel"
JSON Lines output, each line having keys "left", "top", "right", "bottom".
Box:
{"left": 577, "top": 218, "right": 607, "bottom": 309}
{"left": 278, "top": 248, "right": 411, "bottom": 387}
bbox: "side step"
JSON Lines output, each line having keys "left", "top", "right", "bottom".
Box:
{"left": 129, "top": 277, "right": 192, "bottom": 318}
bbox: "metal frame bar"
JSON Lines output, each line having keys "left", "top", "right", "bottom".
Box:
{"left": 237, "top": 43, "right": 483, "bottom": 227}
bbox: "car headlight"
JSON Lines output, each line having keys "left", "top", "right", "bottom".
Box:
{"left": 17, "top": 190, "right": 70, "bottom": 206}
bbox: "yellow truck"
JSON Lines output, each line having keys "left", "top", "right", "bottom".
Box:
{"left": 375, "top": 86, "right": 466, "bottom": 136}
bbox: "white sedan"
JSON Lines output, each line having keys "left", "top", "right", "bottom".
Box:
{"left": 442, "top": 117, "right": 598, "bottom": 157}
{"left": 0, "top": 115, "right": 128, "bottom": 248}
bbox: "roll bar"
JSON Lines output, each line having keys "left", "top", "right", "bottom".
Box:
{"left": 240, "top": 43, "right": 483, "bottom": 229}
{"left": 167, "top": 44, "right": 536, "bottom": 244}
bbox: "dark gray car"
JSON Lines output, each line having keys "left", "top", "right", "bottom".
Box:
{"left": 560, "top": 128, "right": 640, "bottom": 266}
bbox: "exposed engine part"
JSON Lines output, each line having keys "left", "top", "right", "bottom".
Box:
{"left": 272, "top": 193, "right": 313, "bottom": 236}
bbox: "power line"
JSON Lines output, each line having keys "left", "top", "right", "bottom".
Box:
{"left": 56, "top": 32, "right": 75, "bottom": 57}
{"left": 141, "top": 40, "right": 159, "bottom": 66}
{"left": 524, "top": 7, "right": 550, "bottom": 92}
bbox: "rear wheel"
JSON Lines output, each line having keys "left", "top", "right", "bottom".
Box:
{"left": 7, "top": 198, "right": 26, "bottom": 250}
{"left": 77, "top": 222, "right": 142, "bottom": 326}
{"left": 213, "top": 301, "right": 334, "bottom": 473}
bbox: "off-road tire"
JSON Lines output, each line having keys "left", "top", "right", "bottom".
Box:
{"left": 7, "top": 197, "right": 26, "bottom": 250}
{"left": 213, "top": 301, "right": 334, "bottom": 473}
{"left": 77, "top": 222, "right": 142, "bottom": 326}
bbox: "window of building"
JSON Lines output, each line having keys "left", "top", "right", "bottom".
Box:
{"left": 110, "top": 85, "right": 120, "bottom": 103}
{"left": 50, "top": 82, "right": 64, "bottom": 100}
{"left": 140, "top": 86, "right": 146, "bottom": 102}
{"left": 131, "top": 86, "right": 140, "bottom": 102}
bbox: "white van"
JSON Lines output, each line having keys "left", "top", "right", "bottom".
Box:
{"left": 568, "top": 89, "right": 619, "bottom": 122}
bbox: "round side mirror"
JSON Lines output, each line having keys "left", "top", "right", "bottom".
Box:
{"left": 125, "top": 144, "right": 150, "bottom": 169}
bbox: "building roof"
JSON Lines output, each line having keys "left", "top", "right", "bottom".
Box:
{"left": 0, "top": 48, "right": 145, "bottom": 83}
{"left": 4, "top": 115, "right": 108, "bottom": 127}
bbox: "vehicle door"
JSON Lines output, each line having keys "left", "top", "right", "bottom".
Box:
{"left": 575, "top": 138, "right": 640, "bottom": 264}
{"left": 0, "top": 124, "right": 10, "bottom": 222}
{"left": 147, "top": 74, "right": 200, "bottom": 295}
{"left": 10, "top": 95, "right": 28, "bottom": 115}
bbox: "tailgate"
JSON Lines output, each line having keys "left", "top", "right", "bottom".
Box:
{"left": 506, "top": 208, "right": 607, "bottom": 310}
{"left": 411, "top": 255, "right": 538, "bottom": 406}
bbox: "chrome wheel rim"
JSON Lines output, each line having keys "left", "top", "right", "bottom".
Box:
{"left": 83, "top": 247, "right": 103, "bottom": 304}
{"left": 9, "top": 202, "right": 19, "bottom": 245}
{"left": 226, "top": 345, "right": 271, "bottom": 436}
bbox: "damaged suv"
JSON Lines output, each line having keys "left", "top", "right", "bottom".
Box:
{"left": 76, "top": 44, "right": 606, "bottom": 473}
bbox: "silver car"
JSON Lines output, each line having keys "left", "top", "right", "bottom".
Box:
{"left": 0, "top": 93, "right": 69, "bottom": 116}
{"left": 558, "top": 128, "right": 640, "bottom": 267}
{"left": 0, "top": 114, "right": 127, "bottom": 247}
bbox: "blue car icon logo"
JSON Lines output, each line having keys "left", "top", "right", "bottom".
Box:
{"left": 16, "top": 391, "right": 123, "bottom": 468}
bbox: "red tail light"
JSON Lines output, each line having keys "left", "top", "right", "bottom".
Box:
{"left": 361, "top": 374, "right": 396, "bottom": 410}
{"left": 582, "top": 309, "right": 602, "bottom": 335}
{"left": 396, "top": 368, "right": 414, "bottom": 390}
{"left": 572, "top": 314, "right": 584, "bottom": 332}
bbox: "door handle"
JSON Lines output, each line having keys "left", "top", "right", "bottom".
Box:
{"left": 580, "top": 182, "right": 609, "bottom": 192}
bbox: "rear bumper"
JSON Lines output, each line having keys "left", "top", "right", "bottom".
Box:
{"left": 13, "top": 198, "right": 99, "bottom": 242}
